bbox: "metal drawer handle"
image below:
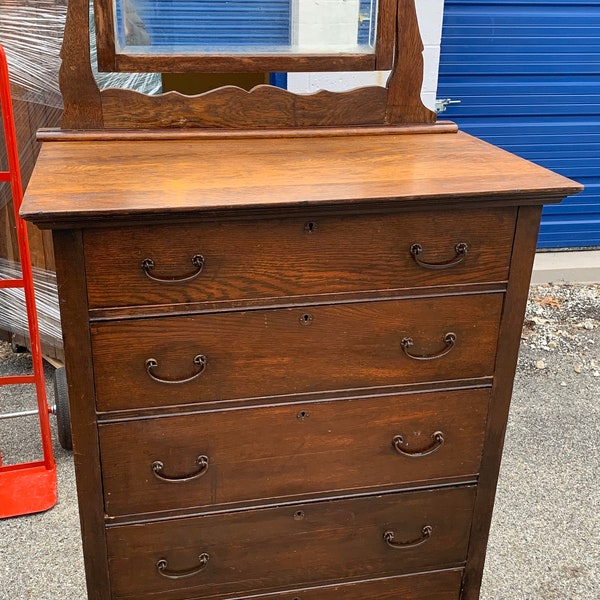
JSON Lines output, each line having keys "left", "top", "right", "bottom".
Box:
{"left": 141, "top": 254, "right": 205, "bottom": 283}
{"left": 401, "top": 332, "right": 456, "bottom": 361}
{"left": 156, "top": 552, "right": 210, "bottom": 579}
{"left": 392, "top": 431, "right": 445, "bottom": 458}
{"left": 145, "top": 354, "right": 207, "bottom": 384}
{"left": 152, "top": 455, "right": 209, "bottom": 483}
{"left": 384, "top": 526, "right": 432, "bottom": 549}
{"left": 410, "top": 242, "right": 468, "bottom": 270}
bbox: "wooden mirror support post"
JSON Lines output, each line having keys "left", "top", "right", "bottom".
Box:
{"left": 21, "top": 1, "right": 582, "bottom": 599}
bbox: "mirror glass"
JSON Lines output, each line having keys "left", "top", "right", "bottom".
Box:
{"left": 115, "top": 0, "right": 379, "bottom": 55}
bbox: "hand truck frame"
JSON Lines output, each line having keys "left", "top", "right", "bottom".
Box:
{"left": 0, "top": 43, "right": 57, "bottom": 518}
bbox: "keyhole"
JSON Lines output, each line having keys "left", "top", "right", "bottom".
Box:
{"left": 297, "top": 410, "right": 309, "bottom": 421}
{"left": 304, "top": 221, "right": 318, "bottom": 233}
{"left": 300, "top": 313, "right": 313, "bottom": 325}
{"left": 293, "top": 510, "right": 305, "bottom": 520}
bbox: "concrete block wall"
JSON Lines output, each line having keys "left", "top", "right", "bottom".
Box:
{"left": 287, "top": 0, "right": 445, "bottom": 111}
{"left": 293, "top": 0, "right": 362, "bottom": 49}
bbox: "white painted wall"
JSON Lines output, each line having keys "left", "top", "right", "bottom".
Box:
{"left": 293, "top": 0, "right": 361, "bottom": 50}
{"left": 287, "top": 0, "right": 445, "bottom": 111}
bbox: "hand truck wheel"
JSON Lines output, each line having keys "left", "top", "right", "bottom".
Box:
{"left": 53, "top": 366, "right": 73, "bottom": 450}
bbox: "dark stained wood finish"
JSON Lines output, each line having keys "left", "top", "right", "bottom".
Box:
{"left": 37, "top": 122, "right": 459, "bottom": 141}
{"left": 51, "top": 230, "right": 111, "bottom": 600}
{"left": 91, "top": 0, "right": 116, "bottom": 74}
{"left": 83, "top": 208, "right": 516, "bottom": 310}
{"left": 91, "top": 294, "right": 503, "bottom": 412}
{"left": 113, "top": 52, "right": 378, "bottom": 75}
{"left": 105, "top": 486, "right": 476, "bottom": 599}
{"left": 20, "top": 132, "right": 582, "bottom": 228}
{"left": 99, "top": 388, "right": 490, "bottom": 516}
{"left": 200, "top": 569, "right": 464, "bottom": 600}
{"left": 101, "top": 85, "right": 388, "bottom": 129}
{"left": 59, "top": 0, "right": 102, "bottom": 129}
{"left": 376, "top": 0, "right": 399, "bottom": 70}
{"left": 461, "top": 206, "right": 544, "bottom": 599}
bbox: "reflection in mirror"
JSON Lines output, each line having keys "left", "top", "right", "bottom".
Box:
{"left": 115, "top": 0, "right": 378, "bottom": 55}
{"left": 92, "top": 1, "right": 162, "bottom": 93}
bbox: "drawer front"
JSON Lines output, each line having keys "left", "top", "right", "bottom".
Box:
{"left": 167, "top": 569, "right": 464, "bottom": 600}
{"left": 92, "top": 294, "right": 503, "bottom": 412}
{"left": 100, "top": 389, "right": 489, "bottom": 516}
{"left": 84, "top": 208, "right": 516, "bottom": 309}
{"left": 106, "top": 486, "right": 476, "bottom": 599}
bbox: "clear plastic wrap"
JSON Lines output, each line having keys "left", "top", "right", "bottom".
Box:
{"left": 0, "top": 0, "right": 161, "bottom": 108}
{"left": 1, "top": 1, "right": 161, "bottom": 353}
{"left": 0, "top": 0, "right": 65, "bottom": 106}
{"left": 0, "top": 258, "right": 62, "bottom": 351}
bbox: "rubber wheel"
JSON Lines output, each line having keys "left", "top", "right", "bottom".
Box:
{"left": 10, "top": 338, "right": 28, "bottom": 353}
{"left": 54, "top": 366, "right": 73, "bottom": 451}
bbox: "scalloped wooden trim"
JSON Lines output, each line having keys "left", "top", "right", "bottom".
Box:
{"left": 101, "top": 85, "right": 388, "bottom": 129}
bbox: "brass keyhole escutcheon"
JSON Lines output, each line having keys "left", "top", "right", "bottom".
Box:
{"left": 300, "top": 313, "right": 313, "bottom": 325}
{"left": 294, "top": 510, "right": 305, "bottom": 520}
{"left": 304, "top": 220, "right": 318, "bottom": 233}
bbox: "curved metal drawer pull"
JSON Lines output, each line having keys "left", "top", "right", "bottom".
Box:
{"left": 392, "top": 431, "right": 445, "bottom": 458}
{"left": 384, "top": 526, "right": 432, "bottom": 549}
{"left": 145, "top": 354, "right": 207, "bottom": 384}
{"left": 152, "top": 455, "right": 209, "bottom": 483}
{"left": 141, "top": 254, "right": 205, "bottom": 283}
{"left": 410, "top": 242, "right": 468, "bottom": 270}
{"left": 401, "top": 332, "right": 456, "bottom": 361}
{"left": 156, "top": 553, "right": 210, "bottom": 579}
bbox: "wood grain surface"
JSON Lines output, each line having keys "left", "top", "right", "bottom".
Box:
{"left": 193, "top": 569, "right": 463, "bottom": 600}
{"left": 21, "top": 132, "right": 582, "bottom": 227}
{"left": 101, "top": 86, "right": 388, "bottom": 129}
{"left": 83, "top": 208, "right": 516, "bottom": 310}
{"left": 52, "top": 231, "right": 112, "bottom": 599}
{"left": 105, "top": 486, "right": 476, "bottom": 599}
{"left": 91, "top": 294, "right": 503, "bottom": 412}
{"left": 99, "top": 388, "right": 490, "bottom": 516}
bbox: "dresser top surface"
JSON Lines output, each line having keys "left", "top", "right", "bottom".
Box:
{"left": 21, "top": 130, "right": 581, "bottom": 227}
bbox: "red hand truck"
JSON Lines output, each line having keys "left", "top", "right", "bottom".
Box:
{"left": 0, "top": 43, "right": 57, "bottom": 518}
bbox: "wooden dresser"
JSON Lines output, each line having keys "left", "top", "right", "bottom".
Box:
{"left": 22, "top": 130, "right": 581, "bottom": 600}
{"left": 20, "top": 0, "right": 582, "bottom": 597}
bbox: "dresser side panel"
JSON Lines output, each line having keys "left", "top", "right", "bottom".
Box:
{"left": 52, "top": 229, "right": 111, "bottom": 599}
{"left": 461, "top": 205, "right": 543, "bottom": 599}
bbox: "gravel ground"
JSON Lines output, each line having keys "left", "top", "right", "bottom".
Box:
{"left": 0, "top": 283, "right": 598, "bottom": 599}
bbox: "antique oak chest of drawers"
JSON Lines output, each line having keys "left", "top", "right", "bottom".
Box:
{"left": 21, "top": 131, "right": 581, "bottom": 599}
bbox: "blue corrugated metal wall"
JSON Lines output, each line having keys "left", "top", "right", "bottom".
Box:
{"left": 117, "top": 0, "right": 291, "bottom": 48}
{"left": 118, "top": 1, "right": 375, "bottom": 49}
{"left": 438, "top": 0, "right": 600, "bottom": 248}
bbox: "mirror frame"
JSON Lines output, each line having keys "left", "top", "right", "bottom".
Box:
{"left": 93, "top": 0, "right": 396, "bottom": 72}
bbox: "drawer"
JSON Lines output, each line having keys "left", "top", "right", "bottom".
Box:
{"left": 106, "top": 486, "right": 476, "bottom": 599}
{"left": 99, "top": 388, "right": 489, "bottom": 516}
{"left": 150, "top": 569, "right": 464, "bottom": 600}
{"left": 91, "top": 294, "right": 503, "bottom": 412}
{"left": 83, "top": 208, "right": 516, "bottom": 310}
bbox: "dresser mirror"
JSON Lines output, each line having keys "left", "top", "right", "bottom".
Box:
{"left": 93, "top": 0, "right": 395, "bottom": 72}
